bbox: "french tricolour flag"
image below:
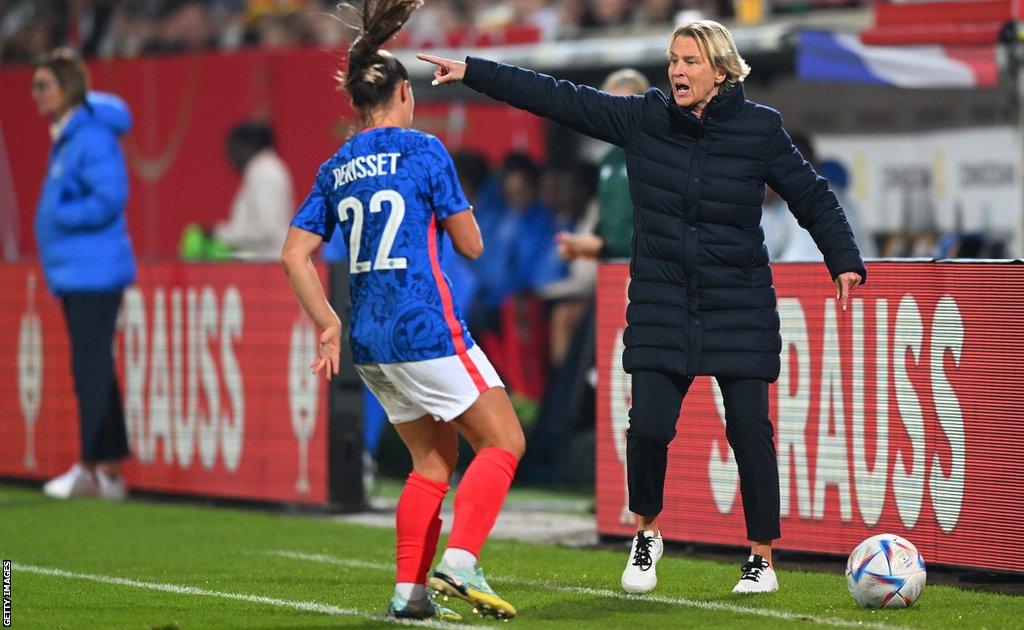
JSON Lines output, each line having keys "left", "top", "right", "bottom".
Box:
{"left": 797, "top": 31, "right": 998, "bottom": 88}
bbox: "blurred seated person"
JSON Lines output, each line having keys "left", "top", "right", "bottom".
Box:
{"left": 179, "top": 121, "right": 294, "bottom": 260}
{"left": 213, "top": 121, "right": 294, "bottom": 258}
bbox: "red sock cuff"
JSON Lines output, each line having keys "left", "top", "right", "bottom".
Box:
{"left": 407, "top": 470, "right": 450, "bottom": 498}
{"left": 475, "top": 447, "right": 519, "bottom": 479}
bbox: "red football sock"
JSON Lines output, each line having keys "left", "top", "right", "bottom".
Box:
{"left": 447, "top": 447, "right": 519, "bottom": 558}
{"left": 396, "top": 470, "right": 449, "bottom": 584}
{"left": 419, "top": 511, "right": 443, "bottom": 581}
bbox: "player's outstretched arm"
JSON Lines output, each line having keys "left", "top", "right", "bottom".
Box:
{"left": 281, "top": 226, "right": 342, "bottom": 379}
{"left": 417, "top": 53, "right": 643, "bottom": 148}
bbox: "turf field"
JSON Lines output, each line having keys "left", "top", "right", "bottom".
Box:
{"left": 0, "top": 483, "right": 1019, "bottom": 629}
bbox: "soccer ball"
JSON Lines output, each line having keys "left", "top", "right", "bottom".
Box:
{"left": 846, "top": 534, "right": 926, "bottom": 609}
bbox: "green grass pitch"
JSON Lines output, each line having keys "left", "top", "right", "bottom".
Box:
{"left": 0, "top": 483, "right": 1019, "bottom": 628}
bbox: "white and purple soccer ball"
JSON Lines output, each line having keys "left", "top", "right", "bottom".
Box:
{"left": 846, "top": 534, "right": 927, "bottom": 609}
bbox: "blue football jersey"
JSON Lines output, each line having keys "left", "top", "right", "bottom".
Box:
{"left": 291, "top": 128, "right": 473, "bottom": 364}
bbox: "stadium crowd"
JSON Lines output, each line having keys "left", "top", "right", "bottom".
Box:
{"left": 0, "top": 0, "right": 865, "bottom": 64}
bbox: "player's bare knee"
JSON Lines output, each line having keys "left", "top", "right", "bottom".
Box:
{"left": 413, "top": 461, "right": 451, "bottom": 484}
{"left": 501, "top": 430, "right": 526, "bottom": 459}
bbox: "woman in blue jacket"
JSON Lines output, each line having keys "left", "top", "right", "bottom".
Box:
{"left": 420, "top": 20, "right": 865, "bottom": 596}
{"left": 32, "top": 49, "right": 136, "bottom": 501}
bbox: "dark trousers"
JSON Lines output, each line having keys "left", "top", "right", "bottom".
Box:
{"left": 626, "top": 370, "right": 780, "bottom": 541}
{"left": 62, "top": 291, "right": 129, "bottom": 463}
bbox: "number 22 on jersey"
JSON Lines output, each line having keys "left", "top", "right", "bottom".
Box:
{"left": 337, "top": 189, "right": 408, "bottom": 274}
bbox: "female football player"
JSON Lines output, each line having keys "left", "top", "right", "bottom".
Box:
{"left": 281, "top": 0, "right": 523, "bottom": 621}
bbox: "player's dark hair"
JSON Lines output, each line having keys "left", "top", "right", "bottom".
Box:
{"left": 337, "top": 0, "right": 422, "bottom": 124}
{"left": 34, "top": 48, "right": 90, "bottom": 109}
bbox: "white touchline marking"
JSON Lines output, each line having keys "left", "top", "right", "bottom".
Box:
{"left": 13, "top": 562, "right": 465, "bottom": 630}
{"left": 266, "top": 550, "right": 911, "bottom": 630}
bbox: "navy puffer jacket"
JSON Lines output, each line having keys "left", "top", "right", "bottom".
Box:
{"left": 463, "top": 57, "right": 866, "bottom": 381}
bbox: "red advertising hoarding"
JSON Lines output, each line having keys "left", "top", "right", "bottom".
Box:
{"left": 0, "top": 262, "right": 329, "bottom": 505}
{"left": 596, "top": 261, "right": 1024, "bottom": 573}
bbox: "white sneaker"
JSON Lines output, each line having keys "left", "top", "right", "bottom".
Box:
{"left": 732, "top": 555, "right": 779, "bottom": 593}
{"left": 43, "top": 464, "right": 99, "bottom": 499}
{"left": 620, "top": 530, "right": 663, "bottom": 593}
{"left": 97, "top": 471, "right": 129, "bottom": 501}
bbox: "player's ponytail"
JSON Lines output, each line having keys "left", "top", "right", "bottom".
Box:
{"left": 338, "top": 0, "right": 422, "bottom": 123}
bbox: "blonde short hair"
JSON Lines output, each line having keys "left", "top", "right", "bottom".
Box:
{"left": 668, "top": 20, "right": 751, "bottom": 84}
{"left": 602, "top": 68, "right": 649, "bottom": 95}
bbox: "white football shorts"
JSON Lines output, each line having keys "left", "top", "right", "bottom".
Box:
{"left": 356, "top": 344, "right": 504, "bottom": 424}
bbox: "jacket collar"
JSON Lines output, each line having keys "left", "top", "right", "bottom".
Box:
{"left": 52, "top": 105, "right": 87, "bottom": 145}
{"left": 668, "top": 81, "right": 746, "bottom": 129}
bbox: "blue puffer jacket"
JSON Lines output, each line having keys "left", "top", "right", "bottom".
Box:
{"left": 35, "top": 92, "right": 136, "bottom": 295}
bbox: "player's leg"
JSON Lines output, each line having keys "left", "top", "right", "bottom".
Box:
{"left": 621, "top": 369, "right": 692, "bottom": 593}
{"left": 716, "top": 376, "right": 780, "bottom": 594}
{"left": 430, "top": 384, "right": 523, "bottom": 619}
{"left": 356, "top": 366, "right": 461, "bottom": 622}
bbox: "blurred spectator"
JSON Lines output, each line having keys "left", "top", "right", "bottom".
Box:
{"left": 539, "top": 162, "right": 598, "bottom": 365}
{"left": 582, "top": 0, "right": 633, "bottom": 29}
{"left": 158, "top": 0, "right": 215, "bottom": 52}
{"left": 471, "top": 152, "right": 566, "bottom": 320}
{"left": 32, "top": 49, "right": 135, "bottom": 501}
{"left": 4, "top": 0, "right": 843, "bottom": 63}
{"left": 761, "top": 132, "right": 876, "bottom": 262}
{"left": 211, "top": 120, "right": 294, "bottom": 258}
{"left": 558, "top": 68, "right": 649, "bottom": 261}
{"left": 634, "top": 0, "right": 679, "bottom": 26}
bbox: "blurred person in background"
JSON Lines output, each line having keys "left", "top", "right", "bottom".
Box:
{"left": 558, "top": 68, "right": 648, "bottom": 262}
{"left": 583, "top": 0, "right": 633, "bottom": 28}
{"left": 469, "top": 152, "right": 565, "bottom": 329}
{"left": 32, "top": 48, "right": 135, "bottom": 501}
{"left": 538, "top": 161, "right": 598, "bottom": 365}
{"left": 1, "top": 0, "right": 63, "bottom": 63}
{"left": 212, "top": 121, "right": 294, "bottom": 258}
{"left": 633, "top": 0, "right": 680, "bottom": 26}
{"left": 762, "top": 132, "right": 876, "bottom": 261}
{"left": 157, "top": 0, "right": 216, "bottom": 53}
{"left": 96, "top": 1, "right": 162, "bottom": 58}
{"left": 421, "top": 17, "right": 864, "bottom": 597}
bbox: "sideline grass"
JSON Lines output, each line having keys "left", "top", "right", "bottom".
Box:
{"left": 0, "top": 483, "right": 1018, "bottom": 628}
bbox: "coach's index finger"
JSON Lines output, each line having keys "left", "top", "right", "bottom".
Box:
{"left": 416, "top": 52, "right": 447, "bottom": 66}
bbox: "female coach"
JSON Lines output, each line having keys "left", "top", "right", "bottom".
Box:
{"left": 33, "top": 49, "right": 136, "bottom": 501}
{"left": 419, "top": 19, "right": 865, "bottom": 595}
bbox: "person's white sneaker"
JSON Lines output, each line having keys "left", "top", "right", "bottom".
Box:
{"left": 42, "top": 464, "right": 99, "bottom": 499}
{"left": 97, "top": 471, "right": 128, "bottom": 501}
{"left": 732, "top": 555, "right": 779, "bottom": 593}
{"left": 620, "top": 530, "right": 663, "bottom": 593}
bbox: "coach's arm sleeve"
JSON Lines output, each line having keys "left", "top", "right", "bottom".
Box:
{"left": 463, "top": 57, "right": 644, "bottom": 148}
{"left": 764, "top": 123, "right": 866, "bottom": 283}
